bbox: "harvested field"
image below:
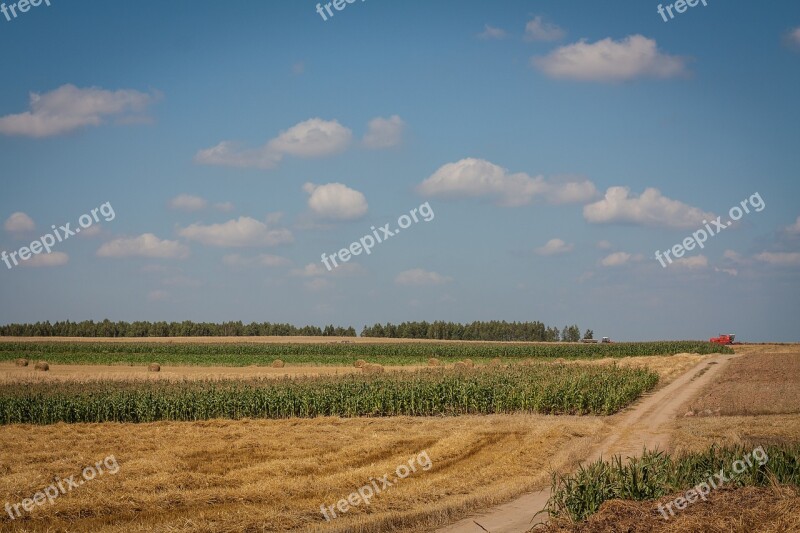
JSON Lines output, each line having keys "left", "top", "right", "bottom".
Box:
{"left": 0, "top": 354, "right": 697, "bottom": 384}
{"left": 668, "top": 414, "right": 800, "bottom": 455}
{"left": 683, "top": 346, "right": 800, "bottom": 416}
{"left": 0, "top": 415, "right": 607, "bottom": 532}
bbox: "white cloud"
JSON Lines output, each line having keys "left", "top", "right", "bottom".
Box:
{"left": 754, "top": 252, "right": 800, "bottom": 267}
{"left": 532, "top": 35, "right": 688, "bottom": 82}
{"left": 786, "top": 27, "right": 800, "bottom": 49}
{"left": 785, "top": 216, "right": 800, "bottom": 236}
{"left": 524, "top": 16, "right": 565, "bottom": 42}
{"left": 672, "top": 255, "right": 708, "bottom": 269}
{"left": 195, "top": 118, "right": 352, "bottom": 169}
{"left": 223, "top": 253, "right": 291, "bottom": 268}
{"left": 147, "top": 290, "right": 169, "bottom": 302}
{"left": 600, "top": 252, "right": 632, "bottom": 267}
{"left": 97, "top": 234, "right": 190, "bottom": 259}
{"left": 395, "top": 268, "right": 453, "bottom": 286}
{"left": 303, "top": 182, "right": 368, "bottom": 220}
{"left": 291, "top": 262, "right": 363, "bottom": 278}
{"left": 178, "top": 216, "right": 293, "bottom": 247}
{"left": 478, "top": 24, "right": 507, "bottom": 40}
{"left": 362, "top": 115, "right": 405, "bottom": 149}
{"left": 535, "top": 238, "right": 574, "bottom": 256}
{"left": 19, "top": 251, "right": 69, "bottom": 268}
{"left": 169, "top": 194, "right": 208, "bottom": 212}
{"left": 417, "top": 158, "right": 595, "bottom": 207}
{"left": 0, "top": 84, "right": 158, "bottom": 138}
{"left": 584, "top": 187, "right": 715, "bottom": 229}
{"left": 4, "top": 212, "right": 35, "bottom": 234}
{"left": 714, "top": 267, "right": 738, "bottom": 277}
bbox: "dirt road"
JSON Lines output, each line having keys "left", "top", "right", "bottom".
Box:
{"left": 436, "top": 351, "right": 738, "bottom": 533}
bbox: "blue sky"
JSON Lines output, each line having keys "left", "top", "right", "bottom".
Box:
{"left": 1, "top": 0, "right": 799, "bottom": 341}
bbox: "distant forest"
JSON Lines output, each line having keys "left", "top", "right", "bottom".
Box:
{"left": 0, "top": 320, "right": 584, "bottom": 341}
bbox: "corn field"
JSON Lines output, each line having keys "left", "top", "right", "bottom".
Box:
{"left": 0, "top": 364, "right": 658, "bottom": 424}
{"left": 546, "top": 444, "right": 800, "bottom": 523}
{"left": 0, "top": 341, "right": 732, "bottom": 367}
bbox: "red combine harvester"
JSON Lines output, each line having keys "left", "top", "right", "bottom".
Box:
{"left": 710, "top": 333, "right": 736, "bottom": 345}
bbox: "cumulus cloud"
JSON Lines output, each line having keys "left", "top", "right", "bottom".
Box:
{"left": 785, "top": 27, "right": 800, "bottom": 50}
{"left": 524, "top": 16, "right": 565, "bottom": 42}
{"left": 0, "top": 84, "right": 159, "bottom": 138}
{"left": 584, "top": 187, "right": 715, "bottom": 229}
{"left": 532, "top": 35, "right": 688, "bottom": 82}
{"left": 178, "top": 216, "right": 293, "bottom": 247}
{"left": 715, "top": 267, "right": 738, "bottom": 276}
{"left": 4, "top": 212, "right": 35, "bottom": 234}
{"left": 303, "top": 182, "right": 368, "bottom": 220}
{"left": 223, "top": 253, "right": 291, "bottom": 268}
{"left": 478, "top": 24, "right": 507, "bottom": 40}
{"left": 97, "top": 234, "right": 189, "bottom": 259}
{"left": 417, "top": 158, "right": 596, "bottom": 207}
{"left": 672, "top": 255, "right": 709, "bottom": 269}
{"left": 395, "top": 268, "right": 453, "bottom": 286}
{"left": 169, "top": 194, "right": 208, "bottom": 212}
{"left": 363, "top": 115, "right": 405, "bottom": 149}
{"left": 291, "top": 262, "right": 363, "bottom": 278}
{"left": 19, "top": 251, "right": 69, "bottom": 268}
{"left": 755, "top": 252, "right": 800, "bottom": 266}
{"left": 785, "top": 216, "right": 800, "bottom": 236}
{"left": 195, "top": 118, "right": 352, "bottom": 170}
{"left": 535, "top": 238, "right": 574, "bottom": 256}
{"left": 600, "top": 252, "right": 633, "bottom": 267}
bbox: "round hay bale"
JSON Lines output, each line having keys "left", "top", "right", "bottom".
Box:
{"left": 463, "top": 359, "right": 475, "bottom": 368}
{"left": 271, "top": 359, "right": 285, "bottom": 368}
{"left": 34, "top": 361, "right": 49, "bottom": 372}
{"left": 453, "top": 361, "right": 467, "bottom": 370}
{"left": 14, "top": 358, "right": 29, "bottom": 367}
{"left": 362, "top": 363, "right": 384, "bottom": 374}
{"left": 148, "top": 363, "right": 161, "bottom": 372}
{"left": 354, "top": 359, "right": 367, "bottom": 368}
{"left": 427, "top": 358, "right": 440, "bottom": 367}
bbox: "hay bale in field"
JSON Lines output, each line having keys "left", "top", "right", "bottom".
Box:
{"left": 272, "top": 359, "right": 285, "bottom": 368}
{"left": 34, "top": 361, "right": 49, "bottom": 372}
{"left": 428, "top": 358, "right": 441, "bottom": 367}
{"left": 362, "top": 363, "right": 384, "bottom": 374}
{"left": 14, "top": 358, "right": 29, "bottom": 367}
{"left": 463, "top": 359, "right": 475, "bottom": 368}
{"left": 453, "top": 361, "right": 468, "bottom": 370}
{"left": 148, "top": 363, "right": 161, "bottom": 372}
{"left": 354, "top": 359, "right": 367, "bottom": 368}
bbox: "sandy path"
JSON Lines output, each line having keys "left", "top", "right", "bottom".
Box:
{"left": 437, "top": 351, "right": 738, "bottom": 533}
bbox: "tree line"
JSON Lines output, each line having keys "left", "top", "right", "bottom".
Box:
{"left": 0, "top": 320, "right": 356, "bottom": 338}
{"left": 0, "top": 320, "right": 586, "bottom": 341}
{"left": 360, "top": 321, "right": 584, "bottom": 342}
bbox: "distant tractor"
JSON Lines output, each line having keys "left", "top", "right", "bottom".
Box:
{"left": 601, "top": 337, "right": 612, "bottom": 343}
{"left": 710, "top": 333, "right": 736, "bottom": 345}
